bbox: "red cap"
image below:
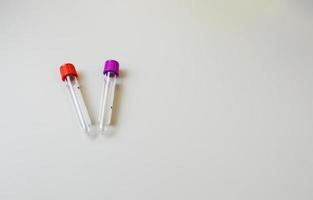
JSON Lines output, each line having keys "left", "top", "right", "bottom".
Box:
{"left": 60, "top": 63, "right": 78, "bottom": 81}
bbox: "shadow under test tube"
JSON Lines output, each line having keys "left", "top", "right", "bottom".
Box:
{"left": 60, "top": 63, "right": 92, "bottom": 133}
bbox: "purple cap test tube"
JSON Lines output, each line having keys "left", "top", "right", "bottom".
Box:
{"left": 97, "top": 59, "right": 120, "bottom": 133}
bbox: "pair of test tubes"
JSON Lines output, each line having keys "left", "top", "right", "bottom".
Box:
{"left": 59, "top": 60, "right": 119, "bottom": 134}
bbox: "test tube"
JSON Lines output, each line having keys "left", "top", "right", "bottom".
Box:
{"left": 60, "top": 63, "right": 92, "bottom": 133}
{"left": 97, "top": 60, "right": 119, "bottom": 133}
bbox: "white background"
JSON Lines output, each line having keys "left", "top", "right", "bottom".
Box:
{"left": 1, "top": 0, "right": 313, "bottom": 199}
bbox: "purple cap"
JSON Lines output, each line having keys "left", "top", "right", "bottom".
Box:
{"left": 103, "top": 59, "right": 119, "bottom": 76}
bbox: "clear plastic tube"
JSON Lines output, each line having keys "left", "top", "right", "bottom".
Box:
{"left": 60, "top": 63, "right": 92, "bottom": 133}
{"left": 98, "top": 72, "right": 117, "bottom": 132}
{"left": 97, "top": 60, "right": 119, "bottom": 133}
{"left": 65, "top": 75, "right": 92, "bottom": 133}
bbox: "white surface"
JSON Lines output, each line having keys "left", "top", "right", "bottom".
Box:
{"left": 1, "top": 0, "right": 313, "bottom": 199}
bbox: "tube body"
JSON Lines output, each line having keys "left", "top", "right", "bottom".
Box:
{"left": 98, "top": 71, "right": 117, "bottom": 132}
{"left": 65, "top": 75, "right": 92, "bottom": 133}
